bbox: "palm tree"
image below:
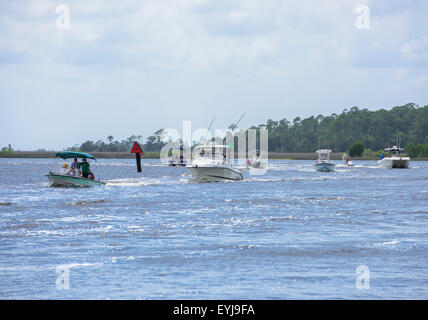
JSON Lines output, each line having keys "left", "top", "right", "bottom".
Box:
{"left": 107, "top": 136, "right": 114, "bottom": 144}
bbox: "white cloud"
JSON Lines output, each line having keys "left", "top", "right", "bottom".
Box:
{"left": 0, "top": 0, "right": 427, "bottom": 149}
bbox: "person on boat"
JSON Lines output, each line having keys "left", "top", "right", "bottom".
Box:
{"left": 60, "top": 163, "right": 69, "bottom": 175}
{"left": 68, "top": 166, "right": 77, "bottom": 177}
{"left": 71, "top": 158, "right": 80, "bottom": 170}
{"left": 380, "top": 154, "right": 385, "bottom": 160}
{"left": 87, "top": 171, "right": 95, "bottom": 180}
{"left": 79, "top": 158, "right": 91, "bottom": 178}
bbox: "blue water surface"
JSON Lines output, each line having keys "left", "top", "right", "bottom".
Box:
{"left": 0, "top": 158, "right": 427, "bottom": 299}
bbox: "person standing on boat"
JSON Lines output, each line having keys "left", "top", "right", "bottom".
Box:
{"left": 80, "top": 158, "right": 91, "bottom": 178}
{"left": 71, "top": 158, "right": 80, "bottom": 170}
{"left": 69, "top": 167, "right": 77, "bottom": 176}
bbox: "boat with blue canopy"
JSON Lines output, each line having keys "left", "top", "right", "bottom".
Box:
{"left": 46, "top": 151, "right": 106, "bottom": 187}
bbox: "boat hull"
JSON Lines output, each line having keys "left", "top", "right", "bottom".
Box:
{"left": 314, "top": 162, "right": 336, "bottom": 172}
{"left": 46, "top": 174, "right": 106, "bottom": 187}
{"left": 378, "top": 158, "right": 409, "bottom": 169}
{"left": 186, "top": 165, "right": 243, "bottom": 182}
{"left": 168, "top": 163, "right": 186, "bottom": 167}
{"left": 247, "top": 161, "right": 261, "bottom": 168}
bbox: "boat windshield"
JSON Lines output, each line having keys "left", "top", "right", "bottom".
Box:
{"left": 193, "top": 145, "right": 229, "bottom": 162}
{"left": 318, "top": 153, "right": 329, "bottom": 161}
{"left": 385, "top": 146, "right": 404, "bottom": 157}
{"left": 316, "top": 149, "right": 331, "bottom": 161}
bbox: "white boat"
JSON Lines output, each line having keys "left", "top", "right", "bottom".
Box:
{"left": 247, "top": 150, "right": 261, "bottom": 168}
{"left": 167, "top": 146, "right": 187, "bottom": 166}
{"left": 342, "top": 153, "right": 354, "bottom": 166}
{"left": 314, "top": 149, "right": 336, "bottom": 172}
{"left": 377, "top": 146, "right": 409, "bottom": 168}
{"left": 186, "top": 144, "right": 243, "bottom": 182}
{"left": 345, "top": 161, "right": 354, "bottom": 166}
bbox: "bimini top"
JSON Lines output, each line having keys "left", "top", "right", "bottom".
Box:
{"left": 55, "top": 151, "right": 97, "bottom": 161}
{"left": 194, "top": 143, "right": 232, "bottom": 150}
{"left": 316, "top": 149, "right": 332, "bottom": 153}
{"left": 385, "top": 146, "right": 404, "bottom": 152}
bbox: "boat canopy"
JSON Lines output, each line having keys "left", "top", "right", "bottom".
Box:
{"left": 194, "top": 144, "right": 231, "bottom": 149}
{"left": 55, "top": 151, "right": 97, "bottom": 161}
{"left": 316, "top": 149, "right": 332, "bottom": 154}
{"left": 385, "top": 146, "right": 404, "bottom": 152}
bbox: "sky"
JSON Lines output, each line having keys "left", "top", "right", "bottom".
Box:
{"left": 0, "top": 0, "right": 427, "bottom": 150}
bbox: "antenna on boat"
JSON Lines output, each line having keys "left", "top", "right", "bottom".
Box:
{"left": 228, "top": 113, "right": 245, "bottom": 131}
{"left": 204, "top": 116, "right": 216, "bottom": 143}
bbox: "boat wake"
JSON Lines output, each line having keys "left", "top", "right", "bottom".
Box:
{"left": 106, "top": 177, "right": 190, "bottom": 187}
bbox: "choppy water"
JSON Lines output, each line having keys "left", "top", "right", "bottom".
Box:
{"left": 0, "top": 158, "right": 427, "bottom": 299}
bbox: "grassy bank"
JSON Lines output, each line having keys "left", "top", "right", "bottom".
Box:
{"left": 2, "top": 151, "right": 427, "bottom": 161}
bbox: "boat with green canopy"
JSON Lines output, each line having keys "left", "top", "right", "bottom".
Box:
{"left": 46, "top": 151, "right": 106, "bottom": 187}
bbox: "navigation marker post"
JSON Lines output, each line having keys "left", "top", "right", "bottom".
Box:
{"left": 131, "top": 141, "right": 143, "bottom": 172}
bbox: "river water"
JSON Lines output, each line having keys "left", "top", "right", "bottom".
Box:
{"left": 0, "top": 158, "right": 427, "bottom": 299}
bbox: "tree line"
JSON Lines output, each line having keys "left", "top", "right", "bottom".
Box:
{"left": 66, "top": 130, "right": 167, "bottom": 153}
{"left": 66, "top": 103, "right": 427, "bottom": 156}
{"left": 252, "top": 103, "right": 427, "bottom": 154}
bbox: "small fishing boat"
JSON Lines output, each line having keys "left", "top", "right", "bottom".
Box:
{"left": 167, "top": 146, "right": 187, "bottom": 167}
{"left": 378, "top": 146, "right": 410, "bottom": 168}
{"left": 46, "top": 151, "right": 106, "bottom": 187}
{"left": 342, "top": 154, "right": 354, "bottom": 166}
{"left": 247, "top": 150, "right": 261, "bottom": 168}
{"left": 186, "top": 144, "right": 243, "bottom": 182}
{"left": 314, "top": 149, "right": 336, "bottom": 172}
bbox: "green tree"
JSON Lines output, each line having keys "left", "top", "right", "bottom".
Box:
{"left": 348, "top": 142, "right": 365, "bottom": 157}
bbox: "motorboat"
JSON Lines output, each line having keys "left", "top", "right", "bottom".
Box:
{"left": 186, "top": 143, "right": 243, "bottom": 182}
{"left": 314, "top": 149, "right": 336, "bottom": 172}
{"left": 342, "top": 154, "right": 354, "bottom": 166}
{"left": 167, "top": 146, "right": 187, "bottom": 167}
{"left": 378, "top": 146, "right": 410, "bottom": 168}
{"left": 247, "top": 150, "right": 261, "bottom": 168}
{"left": 46, "top": 151, "right": 106, "bottom": 187}
{"left": 345, "top": 160, "right": 354, "bottom": 166}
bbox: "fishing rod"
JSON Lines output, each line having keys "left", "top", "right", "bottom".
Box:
{"left": 204, "top": 116, "right": 216, "bottom": 142}
{"left": 228, "top": 113, "right": 245, "bottom": 131}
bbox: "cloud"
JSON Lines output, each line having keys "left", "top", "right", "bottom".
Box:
{"left": 0, "top": 0, "right": 427, "bottom": 149}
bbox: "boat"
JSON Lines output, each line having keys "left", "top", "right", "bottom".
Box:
{"left": 342, "top": 154, "right": 354, "bottom": 166}
{"left": 46, "top": 151, "right": 106, "bottom": 187}
{"left": 377, "top": 146, "right": 410, "bottom": 168}
{"left": 314, "top": 149, "right": 336, "bottom": 172}
{"left": 167, "top": 146, "right": 187, "bottom": 167}
{"left": 345, "top": 160, "right": 354, "bottom": 166}
{"left": 247, "top": 150, "right": 261, "bottom": 168}
{"left": 186, "top": 143, "right": 243, "bottom": 182}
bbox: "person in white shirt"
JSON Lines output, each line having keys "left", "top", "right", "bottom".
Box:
{"left": 60, "top": 163, "right": 69, "bottom": 175}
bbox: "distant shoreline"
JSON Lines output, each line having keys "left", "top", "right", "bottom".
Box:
{"left": 1, "top": 151, "right": 426, "bottom": 161}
